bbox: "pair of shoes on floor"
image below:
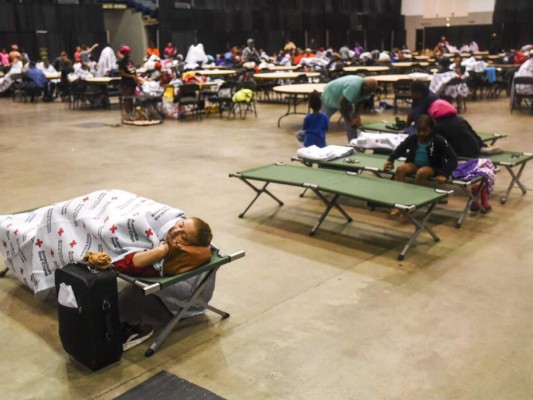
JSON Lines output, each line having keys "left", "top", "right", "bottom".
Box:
{"left": 121, "top": 323, "right": 154, "bottom": 351}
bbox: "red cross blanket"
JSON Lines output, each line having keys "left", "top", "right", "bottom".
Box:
{"left": 0, "top": 189, "right": 185, "bottom": 298}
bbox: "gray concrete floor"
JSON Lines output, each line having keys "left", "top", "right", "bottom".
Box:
{"left": 0, "top": 94, "right": 532, "bottom": 400}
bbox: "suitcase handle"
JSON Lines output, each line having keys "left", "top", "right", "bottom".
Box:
{"left": 102, "top": 298, "right": 114, "bottom": 342}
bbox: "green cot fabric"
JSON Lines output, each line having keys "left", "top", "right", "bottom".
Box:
{"left": 118, "top": 250, "right": 230, "bottom": 289}
{"left": 476, "top": 151, "right": 533, "bottom": 165}
{"left": 319, "top": 152, "right": 390, "bottom": 171}
{"left": 237, "top": 164, "right": 446, "bottom": 208}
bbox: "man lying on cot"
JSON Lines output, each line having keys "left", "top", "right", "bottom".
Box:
{"left": 0, "top": 189, "right": 213, "bottom": 297}
{"left": 0, "top": 189, "right": 215, "bottom": 349}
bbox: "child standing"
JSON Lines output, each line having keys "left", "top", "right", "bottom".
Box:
{"left": 384, "top": 115, "right": 458, "bottom": 217}
{"left": 296, "top": 91, "right": 329, "bottom": 147}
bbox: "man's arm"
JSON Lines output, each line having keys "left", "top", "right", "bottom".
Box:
{"left": 132, "top": 243, "right": 169, "bottom": 268}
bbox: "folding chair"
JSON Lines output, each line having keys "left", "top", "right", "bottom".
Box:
{"left": 229, "top": 81, "right": 258, "bottom": 120}
{"left": 174, "top": 83, "right": 204, "bottom": 121}
{"left": 393, "top": 79, "right": 412, "bottom": 115}
{"left": 117, "top": 246, "right": 245, "bottom": 357}
{"left": 510, "top": 77, "right": 533, "bottom": 114}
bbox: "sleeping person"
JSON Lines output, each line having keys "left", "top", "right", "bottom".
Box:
{"left": 0, "top": 189, "right": 212, "bottom": 299}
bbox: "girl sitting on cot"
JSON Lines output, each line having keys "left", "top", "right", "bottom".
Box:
{"left": 295, "top": 90, "right": 329, "bottom": 148}
{"left": 384, "top": 115, "right": 458, "bottom": 218}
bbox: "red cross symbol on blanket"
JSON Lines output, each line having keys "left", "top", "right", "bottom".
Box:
{"left": 110, "top": 225, "right": 118, "bottom": 234}
{"left": 19, "top": 267, "right": 24, "bottom": 275}
{"left": 50, "top": 250, "right": 55, "bottom": 257}
{"left": 58, "top": 228, "right": 64, "bottom": 236}
{"left": 14, "top": 229, "right": 18, "bottom": 236}
{"left": 35, "top": 239, "right": 43, "bottom": 247}
{"left": 83, "top": 196, "right": 89, "bottom": 202}
{"left": 145, "top": 228, "right": 153, "bottom": 238}
{"left": 69, "top": 240, "right": 77, "bottom": 248}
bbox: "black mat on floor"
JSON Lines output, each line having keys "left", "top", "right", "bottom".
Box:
{"left": 113, "top": 370, "right": 225, "bottom": 400}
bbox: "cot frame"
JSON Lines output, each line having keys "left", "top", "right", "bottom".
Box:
{"left": 293, "top": 153, "right": 485, "bottom": 228}
{"left": 230, "top": 164, "right": 451, "bottom": 260}
{"left": 117, "top": 246, "right": 245, "bottom": 357}
{"left": 458, "top": 151, "right": 533, "bottom": 204}
{"left": 360, "top": 121, "right": 507, "bottom": 146}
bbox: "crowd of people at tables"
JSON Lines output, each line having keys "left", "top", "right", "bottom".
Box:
{"left": 1, "top": 34, "right": 531, "bottom": 101}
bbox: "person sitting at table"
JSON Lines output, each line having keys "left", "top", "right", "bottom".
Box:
{"left": 146, "top": 41, "right": 160, "bottom": 59}
{"left": 277, "top": 50, "right": 292, "bottom": 66}
{"left": 37, "top": 58, "right": 59, "bottom": 101}
{"left": 79, "top": 43, "right": 99, "bottom": 65}
{"left": 0, "top": 53, "right": 23, "bottom": 94}
{"left": 384, "top": 115, "right": 458, "bottom": 219}
{"left": 9, "top": 44, "right": 21, "bottom": 63}
{"left": 353, "top": 42, "right": 364, "bottom": 59}
{"left": 24, "top": 61, "right": 48, "bottom": 101}
{"left": 295, "top": 91, "right": 329, "bottom": 148}
{"left": 73, "top": 63, "right": 94, "bottom": 80}
{"left": 242, "top": 38, "right": 261, "bottom": 67}
{"left": 164, "top": 42, "right": 177, "bottom": 59}
{"left": 0, "top": 48, "right": 9, "bottom": 71}
{"left": 96, "top": 44, "right": 117, "bottom": 77}
{"left": 321, "top": 75, "right": 377, "bottom": 142}
{"left": 429, "top": 58, "right": 469, "bottom": 100}
{"left": 514, "top": 50, "right": 533, "bottom": 95}
{"left": 450, "top": 53, "right": 468, "bottom": 77}
{"left": 184, "top": 43, "right": 208, "bottom": 69}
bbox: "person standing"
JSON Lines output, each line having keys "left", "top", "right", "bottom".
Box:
{"left": 320, "top": 75, "right": 377, "bottom": 142}
{"left": 118, "top": 45, "right": 140, "bottom": 120}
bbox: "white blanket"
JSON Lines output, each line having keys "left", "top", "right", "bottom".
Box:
{"left": 0, "top": 189, "right": 185, "bottom": 298}
{"left": 350, "top": 132, "right": 408, "bottom": 150}
{"left": 296, "top": 145, "right": 354, "bottom": 161}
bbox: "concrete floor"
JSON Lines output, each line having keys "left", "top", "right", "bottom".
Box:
{"left": 0, "top": 94, "right": 532, "bottom": 400}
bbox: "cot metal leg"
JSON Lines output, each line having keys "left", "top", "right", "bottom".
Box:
{"left": 398, "top": 202, "right": 439, "bottom": 261}
{"left": 500, "top": 164, "right": 528, "bottom": 204}
{"left": 237, "top": 180, "right": 284, "bottom": 218}
{"left": 309, "top": 191, "right": 352, "bottom": 236}
{"left": 144, "top": 269, "right": 225, "bottom": 357}
{"left": 455, "top": 181, "right": 484, "bottom": 228}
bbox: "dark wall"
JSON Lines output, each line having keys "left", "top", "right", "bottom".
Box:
{"left": 0, "top": 1, "right": 107, "bottom": 60}
{"left": 158, "top": 0, "right": 405, "bottom": 55}
{"left": 493, "top": 0, "right": 533, "bottom": 48}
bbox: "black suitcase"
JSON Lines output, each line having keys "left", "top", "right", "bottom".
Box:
{"left": 55, "top": 263, "right": 123, "bottom": 371}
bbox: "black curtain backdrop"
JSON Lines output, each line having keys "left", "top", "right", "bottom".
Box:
{"left": 158, "top": 0, "right": 404, "bottom": 55}
{"left": 493, "top": 0, "right": 533, "bottom": 48}
{"left": 0, "top": 1, "right": 106, "bottom": 61}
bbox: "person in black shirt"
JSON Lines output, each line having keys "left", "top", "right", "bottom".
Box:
{"left": 118, "top": 45, "right": 140, "bottom": 119}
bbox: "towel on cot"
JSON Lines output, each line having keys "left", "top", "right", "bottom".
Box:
{"left": 350, "top": 132, "right": 409, "bottom": 150}
{"left": 0, "top": 189, "right": 186, "bottom": 299}
{"left": 296, "top": 145, "right": 354, "bottom": 161}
